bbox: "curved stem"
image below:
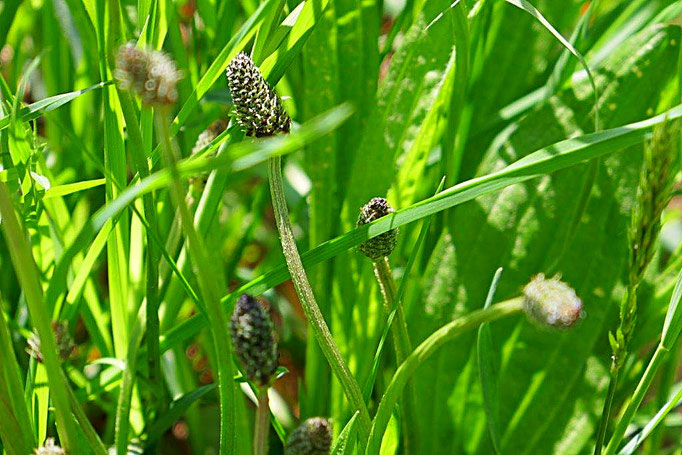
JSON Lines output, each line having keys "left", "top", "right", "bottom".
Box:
{"left": 372, "top": 257, "right": 419, "bottom": 454}
{"left": 156, "top": 107, "right": 236, "bottom": 454}
{"left": 253, "top": 388, "right": 270, "bottom": 455}
{"left": 268, "top": 156, "right": 372, "bottom": 447}
{"left": 594, "top": 366, "right": 619, "bottom": 455}
{"left": 367, "top": 298, "right": 524, "bottom": 455}
{"left": 604, "top": 344, "right": 669, "bottom": 455}
{"left": 596, "top": 287, "right": 638, "bottom": 455}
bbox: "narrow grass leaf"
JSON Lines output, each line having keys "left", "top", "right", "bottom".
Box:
{"left": 504, "top": 0, "right": 600, "bottom": 130}
{"left": 331, "top": 411, "right": 360, "bottom": 455}
{"left": 477, "top": 267, "right": 504, "bottom": 453}
{"left": 43, "top": 178, "right": 106, "bottom": 199}
{"left": 661, "top": 269, "right": 682, "bottom": 349}
{"left": 0, "top": 82, "right": 111, "bottom": 131}
{"left": 147, "top": 384, "right": 217, "bottom": 443}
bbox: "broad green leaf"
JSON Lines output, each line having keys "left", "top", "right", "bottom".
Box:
{"left": 43, "top": 178, "right": 105, "bottom": 199}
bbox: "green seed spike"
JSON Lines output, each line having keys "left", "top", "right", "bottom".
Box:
{"left": 357, "top": 197, "right": 399, "bottom": 260}
{"left": 230, "top": 294, "right": 278, "bottom": 386}
{"left": 226, "top": 53, "right": 291, "bottom": 137}
{"left": 285, "top": 417, "right": 332, "bottom": 455}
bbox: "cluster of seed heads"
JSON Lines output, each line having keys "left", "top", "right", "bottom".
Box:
{"left": 522, "top": 274, "right": 584, "bottom": 329}
{"left": 115, "top": 43, "right": 182, "bottom": 106}
{"left": 230, "top": 294, "right": 278, "bottom": 386}
{"left": 356, "top": 197, "right": 399, "bottom": 260}
{"left": 35, "top": 438, "right": 65, "bottom": 455}
{"left": 26, "top": 321, "right": 76, "bottom": 363}
{"left": 226, "top": 53, "right": 290, "bottom": 137}
{"left": 285, "top": 417, "right": 332, "bottom": 455}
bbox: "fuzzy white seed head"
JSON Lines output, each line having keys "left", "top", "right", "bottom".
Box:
{"left": 523, "top": 274, "right": 584, "bottom": 329}
{"left": 115, "top": 43, "right": 182, "bottom": 106}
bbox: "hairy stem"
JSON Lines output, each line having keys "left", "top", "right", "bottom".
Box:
{"left": 372, "top": 257, "right": 419, "bottom": 454}
{"left": 604, "top": 345, "right": 669, "bottom": 455}
{"left": 267, "top": 155, "right": 372, "bottom": 446}
{"left": 253, "top": 389, "right": 270, "bottom": 455}
{"left": 594, "top": 367, "right": 620, "bottom": 455}
{"left": 367, "top": 298, "right": 524, "bottom": 455}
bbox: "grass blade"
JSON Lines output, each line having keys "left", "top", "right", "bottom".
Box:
{"left": 331, "top": 411, "right": 360, "bottom": 455}
{"left": 477, "top": 267, "right": 504, "bottom": 453}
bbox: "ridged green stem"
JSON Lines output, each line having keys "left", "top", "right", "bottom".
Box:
{"left": 595, "top": 285, "right": 639, "bottom": 455}
{"left": 156, "top": 107, "right": 236, "bottom": 454}
{"left": 372, "top": 257, "right": 419, "bottom": 454}
{"left": 254, "top": 388, "right": 270, "bottom": 455}
{"left": 604, "top": 344, "right": 669, "bottom": 455}
{"left": 114, "top": 304, "right": 146, "bottom": 455}
{"left": 594, "top": 366, "right": 620, "bottom": 455}
{"left": 267, "top": 155, "right": 372, "bottom": 447}
{"left": 367, "top": 298, "right": 524, "bottom": 455}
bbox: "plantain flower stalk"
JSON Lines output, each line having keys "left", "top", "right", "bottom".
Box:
{"left": 226, "top": 51, "right": 374, "bottom": 445}
{"left": 356, "top": 197, "right": 418, "bottom": 452}
{"left": 368, "top": 272, "right": 586, "bottom": 454}
{"left": 285, "top": 417, "right": 333, "bottom": 455}
{"left": 117, "top": 44, "right": 238, "bottom": 454}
